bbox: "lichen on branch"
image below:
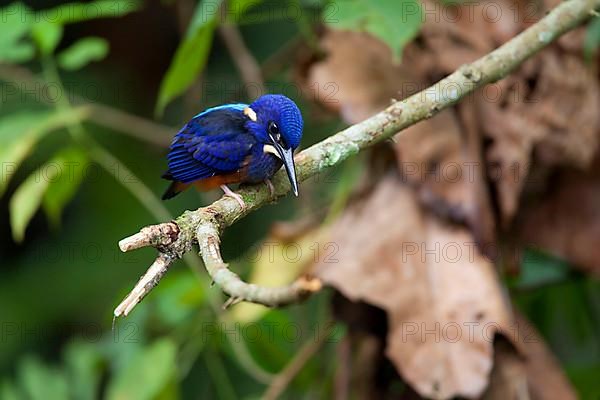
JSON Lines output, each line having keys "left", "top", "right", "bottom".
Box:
{"left": 115, "top": 0, "right": 600, "bottom": 317}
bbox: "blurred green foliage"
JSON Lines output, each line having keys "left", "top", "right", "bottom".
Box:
{"left": 58, "top": 38, "right": 109, "bottom": 71}
{"left": 155, "top": 0, "right": 223, "bottom": 116}
{"left": 0, "top": 0, "right": 139, "bottom": 241}
{"left": 0, "top": 1, "right": 342, "bottom": 398}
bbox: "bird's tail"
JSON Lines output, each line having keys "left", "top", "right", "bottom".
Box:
{"left": 161, "top": 172, "right": 189, "bottom": 200}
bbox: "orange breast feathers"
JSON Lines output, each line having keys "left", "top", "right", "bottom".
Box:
{"left": 164, "top": 170, "right": 246, "bottom": 199}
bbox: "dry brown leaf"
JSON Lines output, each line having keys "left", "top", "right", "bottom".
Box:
{"left": 394, "top": 110, "right": 471, "bottom": 222}
{"left": 518, "top": 158, "right": 600, "bottom": 276}
{"left": 303, "top": 0, "right": 600, "bottom": 229}
{"left": 416, "top": 0, "right": 600, "bottom": 227}
{"left": 480, "top": 51, "right": 600, "bottom": 226}
{"left": 514, "top": 312, "right": 578, "bottom": 400}
{"left": 299, "top": 0, "right": 598, "bottom": 398}
{"left": 305, "top": 31, "right": 498, "bottom": 240}
{"left": 483, "top": 312, "right": 577, "bottom": 400}
{"left": 419, "top": 0, "right": 525, "bottom": 73}
{"left": 482, "top": 339, "right": 530, "bottom": 400}
{"left": 393, "top": 109, "right": 496, "bottom": 247}
{"left": 315, "top": 174, "right": 512, "bottom": 399}
{"left": 304, "top": 30, "right": 420, "bottom": 124}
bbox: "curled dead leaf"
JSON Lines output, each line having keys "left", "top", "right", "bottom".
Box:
{"left": 392, "top": 109, "right": 496, "bottom": 248}
{"left": 484, "top": 312, "right": 577, "bottom": 400}
{"left": 481, "top": 50, "right": 600, "bottom": 225}
{"left": 303, "top": 30, "right": 419, "bottom": 124}
{"left": 315, "top": 174, "right": 512, "bottom": 399}
{"left": 300, "top": 3, "right": 599, "bottom": 397}
{"left": 302, "top": 0, "right": 600, "bottom": 229}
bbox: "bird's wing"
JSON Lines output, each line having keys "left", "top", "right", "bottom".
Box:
{"left": 166, "top": 104, "right": 256, "bottom": 183}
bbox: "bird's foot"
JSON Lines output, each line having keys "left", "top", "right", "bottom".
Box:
{"left": 220, "top": 185, "right": 246, "bottom": 209}
{"left": 264, "top": 179, "right": 275, "bottom": 199}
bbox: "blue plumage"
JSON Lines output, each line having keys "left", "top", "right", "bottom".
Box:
{"left": 162, "top": 94, "right": 303, "bottom": 202}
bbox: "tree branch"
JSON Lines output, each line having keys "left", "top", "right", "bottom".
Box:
{"left": 262, "top": 323, "right": 335, "bottom": 400}
{"left": 115, "top": 0, "right": 600, "bottom": 317}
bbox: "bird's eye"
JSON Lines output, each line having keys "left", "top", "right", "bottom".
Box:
{"left": 268, "top": 121, "right": 280, "bottom": 140}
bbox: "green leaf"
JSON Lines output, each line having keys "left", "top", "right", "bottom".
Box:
{"left": 302, "top": 0, "right": 327, "bottom": 7}
{"left": 0, "top": 1, "right": 137, "bottom": 62}
{"left": 0, "top": 2, "right": 35, "bottom": 63}
{"left": 31, "top": 20, "right": 64, "bottom": 55}
{"left": 0, "top": 3, "right": 31, "bottom": 42}
{"left": 227, "top": 0, "right": 264, "bottom": 22}
{"left": 325, "top": 0, "right": 423, "bottom": 59}
{"left": 27, "top": 0, "right": 141, "bottom": 55}
{"left": 0, "top": 108, "right": 90, "bottom": 197}
{"left": 106, "top": 338, "right": 177, "bottom": 400}
{"left": 38, "top": 0, "right": 142, "bottom": 25}
{"left": 566, "top": 364, "right": 600, "bottom": 400}
{"left": 58, "top": 37, "right": 109, "bottom": 70}
{"left": 9, "top": 160, "right": 58, "bottom": 242}
{"left": 584, "top": 17, "right": 600, "bottom": 61}
{"left": 0, "top": 112, "right": 50, "bottom": 197}
{"left": 42, "top": 147, "right": 89, "bottom": 228}
{"left": 64, "top": 341, "right": 103, "bottom": 400}
{"left": 17, "top": 356, "right": 69, "bottom": 400}
{"left": 9, "top": 145, "right": 89, "bottom": 242}
{"left": 154, "top": 270, "right": 205, "bottom": 327}
{"left": 511, "top": 249, "right": 571, "bottom": 289}
{"left": 0, "top": 43, "right": 35, "bottom": 63}
{"left": 155, "top": 0, "right": 222, "bottom": 116}
{"left": 0, "top": 379, "right": 21, "bottom": 400}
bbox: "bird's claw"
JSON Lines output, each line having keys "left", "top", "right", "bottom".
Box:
{"left": 264, "top": 179, "right": 275, "bottom": 199}
{"left": 220, "top": 185, "right": 246, "bottom": 209}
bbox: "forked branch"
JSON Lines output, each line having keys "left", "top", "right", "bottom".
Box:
{"left": 115, "top": 0, "right": 600, "bottom": 317}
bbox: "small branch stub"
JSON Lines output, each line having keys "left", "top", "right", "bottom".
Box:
{"left": 114, "top": 253, "right": 174, "bottom": 317}
{"left": 114, "top": 218, "right": 323, "bottom": 317}
{"left": 118, "top": 222, "right": 179, "bottom": 252}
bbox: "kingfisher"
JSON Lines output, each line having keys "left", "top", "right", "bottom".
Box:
{"left": 162, "top": 94, "right": 303, "bottom": 207}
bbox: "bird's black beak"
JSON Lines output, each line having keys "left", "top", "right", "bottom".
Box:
{"left": 273, "top": 143, "right": 299, "bottom": 196}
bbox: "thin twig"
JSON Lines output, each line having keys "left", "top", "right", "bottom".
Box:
{"left": 262, "top": 323, "right": 335, "bottom": 400}
{"left": 118, "top": 222, "right": 179, "bottom": 252}
{"left": 114, "top": 253, "right": 175, "bottom": 317}
{"left": 204, "top": 346, "right": 238, "bottom": 400}
{"left": 0, "top": 63, "right": 172, "bottom": 147}
{"left": 86, "top": 103, "right": 171, "bottom": 147}
{"left": 261, "top": 36, "right": 303, "bottom": 79}
{"left": 116, "top": 0, "right": 600, "bottom": 314}
{"left": 219, "top": 23, "right": 267, "bottom": 97}
{"left": 334, "top": 335, "right": 351, "bottom": 400}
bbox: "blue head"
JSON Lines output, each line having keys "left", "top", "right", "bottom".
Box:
{"left": 244, "top": 94, "right": 303, "bottom": 195}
